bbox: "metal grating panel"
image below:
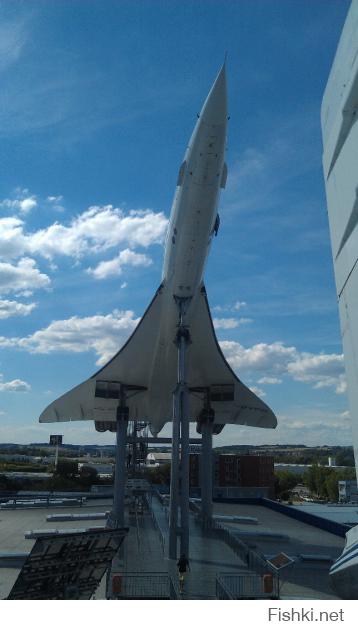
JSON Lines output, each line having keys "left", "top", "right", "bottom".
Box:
{"left": 7, "top": 527, "right": 127, "bottom": 600}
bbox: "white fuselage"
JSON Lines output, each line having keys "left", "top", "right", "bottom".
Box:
{"left": 329, "top": 523, "right": 358, "bottom": 599}
{"left": 162, "top": 65, "right": 227, "bottom": 300}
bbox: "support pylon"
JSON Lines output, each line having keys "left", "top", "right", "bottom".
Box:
{"left": 169, "top": 297, "right": 191, "bottom": 560}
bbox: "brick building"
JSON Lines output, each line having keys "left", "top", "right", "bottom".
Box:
{"left": 189, "top": 453, "right": 275, "bottom": 499}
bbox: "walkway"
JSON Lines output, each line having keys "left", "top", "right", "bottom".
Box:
{"left": 144, "top": 495, "right": 251, "bottom": 598}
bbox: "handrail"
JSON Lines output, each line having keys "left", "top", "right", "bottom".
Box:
{"left": 216, "top": 572, "right": 279, "bottom": 599}
{"left": 193, "top": 508, "right": 273, "bottom": 576}
{"left": 110, "top": 572, "right": 179, "bottom": 599}
{"left": 145, "top": 493, "right": 165, "bottom": 553}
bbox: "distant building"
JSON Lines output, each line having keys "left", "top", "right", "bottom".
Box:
{"left": 338, "top": 480, "right": 358, "bottom": 503}
{"left": 189, "top": 453, "right": 275, "bottom": 499}
{"left": 145, "top": 452, "right": 171, "bottom": 467}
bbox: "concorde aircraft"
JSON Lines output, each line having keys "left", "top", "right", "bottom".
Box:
{"left": 39, "top": 63, "right": 277, "bottom": 437}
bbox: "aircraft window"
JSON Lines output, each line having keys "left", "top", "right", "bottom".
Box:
{"left": 172, "top": 236, "right": 175, "bottom": 244}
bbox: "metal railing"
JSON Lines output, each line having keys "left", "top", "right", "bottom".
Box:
{"left": 111, "top": 572, "right": 179, "bottom": 599}
{"left": 216, "top": 572, "right": 279, "bottom": 599}
{"left": 191, "top": 505, "right": 274, "bottom": 577}
{"left": 144, "top": 493, "right": 165, "bottom": 553}
{"left": 216, "top": 575, "right": 235, "bottom": 599}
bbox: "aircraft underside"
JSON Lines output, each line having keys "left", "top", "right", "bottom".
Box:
{"left": 39, "top": 282, "right": 277, "bottom": 435}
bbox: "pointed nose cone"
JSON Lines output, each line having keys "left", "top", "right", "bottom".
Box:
{"left": 200, "top": 62, "right": 227, "bottom": 126}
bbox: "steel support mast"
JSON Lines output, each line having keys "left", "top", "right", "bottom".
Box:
{"left": 169, "top": 298, "right": 191, "bottom": 559}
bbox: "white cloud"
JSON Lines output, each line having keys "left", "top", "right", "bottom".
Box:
{"left": 0, "top": 374, "right": 30, "bottom": 392}
{"left": 0, "top": 205, "right": 168, "bottom": 262}
{"left": 258, "top": 376, "right": 282, "bottom": 385}
{"left": 221, "top": 340, "right": 296, "bottom": 373}
{"left": 0, "top": 299, "right": 36, "bottom": 319}
{"left": 0, "top": 194, "right": 37, "bottom": 214}
{"left": 88, "top": 248, "right": 152, "bottom": 280}
{"left": 0, "top": 257, "right": 50, "bottom": 295}
{"left": 212, "top": 301, "right": 248, "bottom": 314}
{"left": 7, "top": 310, "right": 140, "bottom": 366}
{"left": 220, "top": 340, "right": 346, "bottom": 395}
{"left": 47, "top": 195, "right": 63, "bottom": 203}
{"left": 0, "top": 336, "right": 16, "bottom": 349}
{"left": 287, "top": 353, "right": 346, "bottom": 395}
{"left": 233, "top": 301, "right": 247, "bottom": 311}
{"left": 0, "top": 216, "right": 27, "bottom": 258}
{"left": 18, "top": 197, "right": 37, "bottom": 214}
{"left": 26, "top": 206, "right": 168, "bottom": 260}
{"left": 340, "top": 410, "right": 350, "bottom": 419}
{"left": 213, "top": 317, "right": 239, "bottom": 330}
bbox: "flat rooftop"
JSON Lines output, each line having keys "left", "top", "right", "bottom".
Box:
{"left": 0, "top": 498, "right": 112, "bottom": 599}
{"left": 0, "top": 495, "right": 346, "bottom": 600}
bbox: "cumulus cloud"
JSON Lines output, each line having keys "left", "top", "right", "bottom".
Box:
{"left": 286, "top": 352, "right": 346, "bottom": 395}
{"left": 88, "top": 248, "right": 152, "bottom": 280}
{"left": 18, "top": 197, "right": 37, "bottom": 214}
{"left": 213, "top": 317, "right": 252, "bottom": 330}
{"left": 258, "top": 376, "right": 282, "bottom": 385}
{"left": 221, "top": 340, "right": 296, "bottom": 374}
{"left": 213, "top": 317, "right": 239, "bottom": 330}
{"left": 212, "top": 301, "right": 248, "bottom": 314}
{"left": 233, "top": 301, "right": 247, "bottom": 311}
{"left": 0, "top": 217, "right": 27, "bottom": 258}
{"left": 0, "top": 205, "right": 168, "bottom": 261}
{"left": 27, "top": 206, "right": 168, "bottom": 260}
{"left": 0, "top": 299, "right": 36, "bottom": 319}
{"left": 0, "top": 257, "right": 50, "bottom": 295}
{"left": 219, "top": 340, "right": 346, "bottom": 395}
{"left": 0, "top": 193, "right": 37, "bottom": 214}
{"left": 5, "top": 310, "right": 140, "bottom": 365}
{"left": 0, "top": 374, "right": 30, "bottom": 392}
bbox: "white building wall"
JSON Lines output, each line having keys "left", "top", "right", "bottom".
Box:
{"left": 322, "top": 0, "right": 358, "bottom": 479}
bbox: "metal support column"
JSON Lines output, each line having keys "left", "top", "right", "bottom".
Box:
{"left": 54, "top": 443, "right": 59, "bottom": 471}
{"left": 169, "top": 297, "right": 191, "bottom": 560}
{"left": 201, "top": 421, "right": 213, "bottom": 521}
{"left": 179, "top": 334, "right": 190, "bottom": 557}
{"left": 169, "top": 387, "right": 180, "bottom": 559}
{"left": 112, "top": 391, "right": 129, "bottom": 528}
{"left": 196, "top": 390, "right": 215, "bottom": 523}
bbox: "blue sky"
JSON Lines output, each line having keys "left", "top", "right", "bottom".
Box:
{"left": 0, "top": 0, "right": 353, "bottom": 446}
